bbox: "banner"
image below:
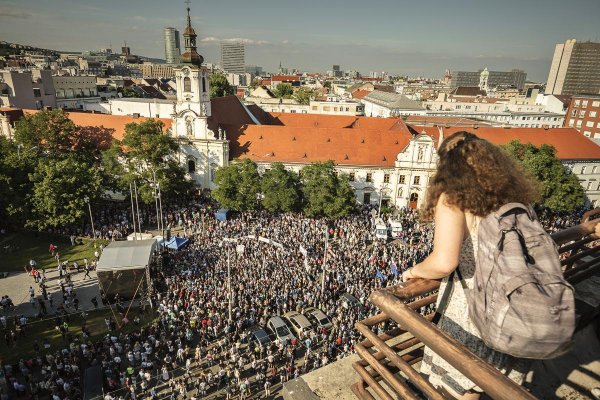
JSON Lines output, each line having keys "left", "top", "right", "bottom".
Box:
{"left": 258, "top": 236, "right": 271, "bottom": 244}
{"left": 299, "top": 245, "right": 307, "bottom": 257}
{"left": 236, "top": 245, "right": 245, "bottom": 254}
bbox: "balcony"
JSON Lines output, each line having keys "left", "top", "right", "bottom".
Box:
{"left": 284, "top": 211, "right": 600, "bottom": 400}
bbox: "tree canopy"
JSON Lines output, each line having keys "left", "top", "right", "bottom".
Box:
{"left": 213, "top": 158, "right": 261, "bottom": 211}
{"left": 103, "top": 119, "right": 194, "bottom": 204}
{"left": 273, "top": 83, "right": 293, "bottom": 99}
{"left": 261, "top": 163, "right": 301, "bottom": 212}
{"left": 293, "top": 87, "right": 314, "bottom": 105}
{"left": 300, "top": 161, "right": 355, "bottom": 218}
{"left": 503, "top": 141, "right": 585, "bottom": 212}
{"left": 210, "top": 73, "right": 234, "bottom": 98}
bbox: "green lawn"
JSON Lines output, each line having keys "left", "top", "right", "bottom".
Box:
{"left": 0, "top": 307, "right": 156, "bottom": 364}
{"left": 0, "top": 231, "right": 109, "bottom": 272}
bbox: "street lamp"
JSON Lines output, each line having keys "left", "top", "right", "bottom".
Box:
{"left": 84, "top": 196, "right": 96, "bottom": 241}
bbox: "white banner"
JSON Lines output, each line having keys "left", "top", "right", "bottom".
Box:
{"left": 299, "top": 245, "right": 307, "bottom": 257}
{"left": 236, "top": 245, "right": 245, "bottom": 254}
{"left": 270, "top": 240, "right": 284, "bottom": 250}
{"left": 258, "top": 236, "right": 271, "bottom": 244}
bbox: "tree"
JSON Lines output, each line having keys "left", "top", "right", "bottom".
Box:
{"left": 210, "top": 73, "right": 234, "bottom": 98}
{"left": 323, "top": 81, "right": 332, "bottom": 89}
{"left": 0, "top": 137, "right": 35, "bottom": 227}
{"left": 300, "top": 161, "right": 355, "bottom": 218}
{"left": 213, "top": 159, "right": 261, "bottom": 211}
{"left": 261, "top": 163, "right": 301, "bottom": 212}
{"left": 273, "top": 83, "right": 293, "bottom": 99}
{"left": 293, "top": 87, "right": 314, "bottom": 105}
{"left": 249, "top": 78, "right": 259, "bottom": 90}
{"left": 503, "top": 141, "right": 585, "bottom": 212}
{"left": 107, "top": 119, "right": 194, "bottom": 203}
{"left": 28, "top": 156, "right": 104, "bottom": 229}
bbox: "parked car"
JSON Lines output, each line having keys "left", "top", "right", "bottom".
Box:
{"left": 267, "top": 316, "right": 296, "bottom": 345}
{"left": 244, "top": 327, "right": 272, "bottom": 347}
{"left": 340, "top": 292, "right": 365, "bottom": 311}
{"left": 283, "top": 311, "right": 313, "bottom": 336}
{"left": 304, "top": 307, "right": 333, "bottom": 331}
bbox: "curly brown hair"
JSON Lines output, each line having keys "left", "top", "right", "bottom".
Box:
{"left": 421, "top": 131, "right": 541, "bottom": 221}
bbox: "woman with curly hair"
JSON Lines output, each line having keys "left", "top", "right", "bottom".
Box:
{"left": 402, "top": 131, "right": 540, "bottom": 399}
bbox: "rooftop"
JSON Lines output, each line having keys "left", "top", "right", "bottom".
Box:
{"left": 363, "top": 90, "right": 424, "bottom": 110}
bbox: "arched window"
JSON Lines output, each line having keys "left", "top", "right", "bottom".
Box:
{"left": 183, "top": 77, "right": 191, "bottom": 92}
{"left": 210, "top": 163, "right": 218, "bottom": 182}
{"left": 188, "top": 159, "right": 196, "bottom": 173}
{"left": 202, "top": 77, "right": 207, "bottom": 93}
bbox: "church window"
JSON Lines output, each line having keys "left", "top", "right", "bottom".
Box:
{"left": 188, "top": 159, "right": 196, "bottom": 173}
{"left": 202, "top": 77, "right": 207, "bottom": 93}
{"left": 399, "top": 175, "right": 405, "bottom": 184}
{"left": 414, "top": 176, "right": 421, "bottom": 185}
{"left": 183, "top": 77, "right": 191, "bottom": 92}
{"left": 383, "top": 174, "right": 390, "bottom": 183}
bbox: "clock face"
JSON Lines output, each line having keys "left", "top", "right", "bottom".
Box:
{"left": 182, "top": 68, "right": 190, "bottom": 76}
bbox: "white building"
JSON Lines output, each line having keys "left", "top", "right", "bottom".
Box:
{"left": 52, "top": 75, "right": 102, "bottom": 110}
{"left": 0, "top": 70, "right": 56, "bottom": 109}
{"left": 362, "top": 90, "right": 426, "bottom": 117}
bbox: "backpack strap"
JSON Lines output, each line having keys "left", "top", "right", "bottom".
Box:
{"left": 432, "top": 267, "right": 470, "bottom": 325}
{"left": 494, "top": 203, "right": 534, "bottom": 221}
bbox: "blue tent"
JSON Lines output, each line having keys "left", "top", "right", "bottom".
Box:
{"left": 163, "top": 237, "right": 190, "bottom": 250}
{"left": 215, "top": 209, "right": 229, "bottom": 221}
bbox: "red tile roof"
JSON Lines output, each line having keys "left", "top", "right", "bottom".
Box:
{"left": 229, "top": 124, "right": 411, "bottom": 167}
{"left": 265, "top": 113, "right": 409, "bottom": 131}
{"left": 24, "top": 110, "right": 172, "bottom": 140}
{"left": 352, "top": 90, "right": 370, "bottom": 100}
{"left": 271, "top": 75, "right": 301, "bottom": 81}
{"left": 416, "top": 126, "right": 600, "bottom": 160}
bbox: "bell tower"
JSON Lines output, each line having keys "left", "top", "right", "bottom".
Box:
{"left": 171, "top": 2, "right": 228, "bottom": 190}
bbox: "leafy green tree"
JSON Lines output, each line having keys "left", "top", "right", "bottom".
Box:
{"left": 261, "top": 163, "right": 301, "bottom": 212}
{"left": 13, "top": 109, "right": 112, "bottom": 162}
{"left": 210, "top": 73, "right": 234, "bottom": 98}
{"left": 213, "top": 159, "right": 261, "bottom": 211}
{"left": 28, "top": 156, "right": 104, "bottom": 229}
{"left": 300, "top": 161, "right": 355, "bottom": 218}
{"left": 293, "top": 87, "right": 314, "bottom": 105}
{"left": 0, "top": 137, "right": 35, "bottom": 227}
{"left": 106, "top": 119, "right": 194, "bottom": 203}
{"left": 323, "top": 81, "right": 332, "bottom": 89}
{"left": 273, "top": 83, "right": 293, "bottom": 99}
{"left": 503, "top": 141, "right": 585, "bottom": 212}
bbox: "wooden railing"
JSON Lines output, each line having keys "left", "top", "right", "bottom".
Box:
{"left": 352, "top": 211, "right": 600, "bottom": 400}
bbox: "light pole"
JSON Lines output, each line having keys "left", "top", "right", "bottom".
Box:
{"left": 84, "top": 196, "right": 96, "bottom": 241}
{"left": 150, "top": 169, "right": 161, "bottom": 231}
{"left": 321, "top": 227, "right": 329, "bottom": 297}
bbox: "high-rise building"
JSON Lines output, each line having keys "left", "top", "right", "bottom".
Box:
{"left": 450, "top": 69, "right": 527, "bottom": 90}
{"left": 164, "top": 27, "right": 181, "bottom": 64}
{"left": 221, "top": 42, "right": 245, "bottom": 74}
{"left": 546, "top": 39, "right": 600, "bottom": 95}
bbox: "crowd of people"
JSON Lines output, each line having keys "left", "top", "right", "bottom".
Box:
{"left": 0, "top": 197, "right": 590, "bottom": 400}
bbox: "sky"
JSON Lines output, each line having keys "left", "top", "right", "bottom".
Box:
{"left": 1, "top": 0, "right": 599, "bottom": 81}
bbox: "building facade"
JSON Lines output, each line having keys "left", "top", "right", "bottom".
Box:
{"left": 52, "top": 75, "right": 100, "bottom": 109}
{"left": 0, "top": 70, "right": 56, "bottom": 109}
{"left": 362, "top": 90, "right": 426, "bottom": 117}
{"left": 546, "top": 39, "right": 600, "bottom": 95}
{"left": 164, "top": 27, "right": 181, "bottom": 65}
{"left": 564, "top": 95, "right": 600, "bottom": 138}
{"left": 220, "top": 42, "right": 245, "bottom": 74}
{"left": 451, "top": 69, "right": 527, "bottom": 90}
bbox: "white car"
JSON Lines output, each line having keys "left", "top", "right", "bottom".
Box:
{"left": 267, "top": 316, "right": 296, "bottom": 345}
{"left": 303, "top": 307, "right": 333, "bottom": 331}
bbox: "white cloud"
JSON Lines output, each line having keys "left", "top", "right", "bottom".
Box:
{"left": 201, "top": 36, "right": 269, "bottom": 45}
{"left": 0, "top": 5, "right": 32, "bottom": 19}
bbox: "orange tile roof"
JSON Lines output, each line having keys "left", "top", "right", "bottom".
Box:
{"left": 229, "top": 124, "right": 410, "bottom": 167}
{"left": 415, "top": 126, "right": 600, "bottom": 160}
{"left": 271, "top": 75, "right": 300, "bottom": 81}
{"left": 24, "top": 110, "right": 172, "bottom": 140}
{"left": 352, "top": 90, "right": 371, "bottom": 100}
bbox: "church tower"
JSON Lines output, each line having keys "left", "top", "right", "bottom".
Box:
{"left": 171, "top": 4, "right": 229, "bottom": 189}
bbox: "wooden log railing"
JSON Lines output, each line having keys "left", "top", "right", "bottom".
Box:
{"left": 352, "top": 211, "right": 600, "bottom": 400}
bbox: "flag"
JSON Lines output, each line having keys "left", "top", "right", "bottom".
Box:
{"left": 376, "top": 270, "right": 386, "bottom": 281}
{"left": 390, "top": 260, "right": 399, "bottom": 276}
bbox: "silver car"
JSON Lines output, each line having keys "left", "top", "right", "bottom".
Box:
{"left": 267, "top": 316, "right": 296, "bottom": 345}
{"left": 304, "top": 307, "right": 333, "bottom": 331}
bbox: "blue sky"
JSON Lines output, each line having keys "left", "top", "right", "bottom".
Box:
{"left": 1, "top": 0, "right": 599, "bottom": 80}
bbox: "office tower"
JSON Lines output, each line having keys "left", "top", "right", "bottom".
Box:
{"left": 164, "top": 27, "right": 181, "bottom": 64}
{"left": 547, "top": 39, "right": 600, "bottom": 95}
{"left": 221, "top": 42, "right": 246, "bottom": 74}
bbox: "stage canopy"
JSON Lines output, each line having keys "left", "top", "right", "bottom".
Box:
{"left": 97, "top": 239, "right": 157, "bottom": 272}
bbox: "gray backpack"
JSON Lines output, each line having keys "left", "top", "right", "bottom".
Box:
{"left": 470, "top": 203, "right": 575, "bottom": 359}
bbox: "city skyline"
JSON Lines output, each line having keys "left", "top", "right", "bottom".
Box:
{"left": 1, "top": 0, "right": 599, "bottom": 80}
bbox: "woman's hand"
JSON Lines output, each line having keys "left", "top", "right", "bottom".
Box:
{"left": 402, "top": 268, "right": 414, "bottom": 282}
